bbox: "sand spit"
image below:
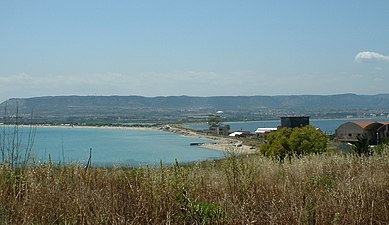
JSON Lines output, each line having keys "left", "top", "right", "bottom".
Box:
{"left": 161, "top": 125, "right": 258, "bottom": 154}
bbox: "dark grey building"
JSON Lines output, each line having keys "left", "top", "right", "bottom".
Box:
{"left": 280, "top": 116, "right": 310, "bottom": 128}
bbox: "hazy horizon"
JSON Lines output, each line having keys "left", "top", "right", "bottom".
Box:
{"left": 3, "top": 92, "right": 389, "bottom": 103}
{"left": 1, "top": 1, "right": 389, "bottom": 103}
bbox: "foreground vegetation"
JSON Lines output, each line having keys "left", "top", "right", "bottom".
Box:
{"left": 0, "top": 149, "right": 388, "bottom": 224}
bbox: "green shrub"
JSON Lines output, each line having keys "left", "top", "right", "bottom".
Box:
{"left": 353, "top": 136, "right": 372, "bottom": 156}
{"left": 261, "top": 126, "right": 328, "bottom": 161}
{"left": 177, "top": 190, "right": 225, "bottom": 225}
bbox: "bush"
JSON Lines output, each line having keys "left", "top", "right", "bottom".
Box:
{"left": 261, "top": 126, "right": 328, "bottom": 161}
{"left": 353, "top": 136, "right": 372, "bottom": 156}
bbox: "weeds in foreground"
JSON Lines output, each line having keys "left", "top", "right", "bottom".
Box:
{"left": 0, "top": 151, "right": 388, "bottom": 224}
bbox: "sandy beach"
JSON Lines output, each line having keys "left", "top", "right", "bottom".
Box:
{"left": 161, "top": 125, "right": 258, "bottom": 154}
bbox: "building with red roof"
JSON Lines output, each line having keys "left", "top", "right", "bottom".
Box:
{"left": 336, "top": 121, "right": 389, "bottom": 145}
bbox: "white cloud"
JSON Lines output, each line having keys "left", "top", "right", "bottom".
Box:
{"left": 355, "top": 51, "right": 389, "bottom": 63}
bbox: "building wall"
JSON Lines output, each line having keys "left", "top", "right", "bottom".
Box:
{"left": 280, "top": 116, "right": 309, "bottom": 128}
{"left": 377, "top": 125, "right": 389, "bottom": 144}
{"left": 336, "top": 122, "right": 365, "bottom": 142}
{"left": 208, "top": 124, "right": 230, "bottom": 136}
{"left": 364, "top": 123, "right": 383, "bottom": 145}
{"left": 336, "top": 122, "right": 384, "bottom": 145}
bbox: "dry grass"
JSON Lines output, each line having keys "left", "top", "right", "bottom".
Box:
{"left": 0, "top": 150, "right": 388, "bottom": 224}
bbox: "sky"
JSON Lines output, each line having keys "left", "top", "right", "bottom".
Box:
{"left": 1, "top": 0, "right": 389, "bottom": 102}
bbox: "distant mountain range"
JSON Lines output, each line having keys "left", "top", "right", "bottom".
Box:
{"left": 1, "top": 94, "right": 389, "bottom": 124}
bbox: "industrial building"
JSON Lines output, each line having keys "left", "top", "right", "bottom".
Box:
{"left": 280, "top": 116, "right": 310, "bottom": 128}
{"left": 208, "top": 124, "right": 230, "bottom": 136}
{"left": 335, "top": 121, "right": 389, "bottom": 145}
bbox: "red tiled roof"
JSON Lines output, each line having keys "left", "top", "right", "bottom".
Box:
{"left": 351, "top": 121, "right": 389, "bottom": 129}
{"left": 351, "top": 121, "right": 377, "bottom": 129}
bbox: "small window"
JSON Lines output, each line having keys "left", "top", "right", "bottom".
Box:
{"left": 348, "top": 133, "right": 352, "bottom": 137}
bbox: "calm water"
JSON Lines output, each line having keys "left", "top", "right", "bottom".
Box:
{"left": 10, "top": 118, "right": 389, "bottom": 166}
{"left": 186, "top": 118, "right": 389, "bottom": 134}
{"left": 15, "top": 127, "right": 224, "bottom": 167}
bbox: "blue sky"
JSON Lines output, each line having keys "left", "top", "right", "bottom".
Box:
{"left": 1, "top": 0, "right": 389, "bottom": 102}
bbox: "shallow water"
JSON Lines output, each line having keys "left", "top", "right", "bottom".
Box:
{"left": 12, "top": 127, "right": 225, "bottom": 167}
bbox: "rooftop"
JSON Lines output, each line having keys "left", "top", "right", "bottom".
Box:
{"left": 350, "top": 121, "right": 389, "bottom": 129}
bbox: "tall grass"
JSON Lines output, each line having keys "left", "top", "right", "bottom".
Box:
{"left": 0, "top": 150, "right": 388, "bottom": 224}
{"left": 0, "top": 103, "right": 36, "bottom": 168}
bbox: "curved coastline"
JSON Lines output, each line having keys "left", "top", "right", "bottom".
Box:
{"left": 159, "top": 125, "right": 257, "bottom": 154}
{"left": 16, "top": 124, "right": 257, "bottom": 154}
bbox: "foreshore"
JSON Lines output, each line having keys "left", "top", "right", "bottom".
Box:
{"left": 13, "top": 123, "right": 258, "bottom": 154}
{"left": 160, "top": 125, "right": 257, "bottom": 154}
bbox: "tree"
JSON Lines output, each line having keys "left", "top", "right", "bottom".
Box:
{"left": 353, "top": 136, "right": 372, "bottom": 156}
{"left": 261, "top": 127, "right": 293, "bottom": 161}
{"left": 288, "top": 125, "right": 328, "bottom": 156}
{"left": 261, "top": 126, "right": 328, "bottom": 161}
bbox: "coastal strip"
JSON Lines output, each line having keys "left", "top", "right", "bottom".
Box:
{"left": 161, "top": 125, "right": 257, "bottom": 154}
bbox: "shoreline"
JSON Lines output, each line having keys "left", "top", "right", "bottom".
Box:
{"left": 162, "top": 125, "right": 258, "bottom": 154}
{"left": 11, "top": 123, "right": 257, "bottom": 154}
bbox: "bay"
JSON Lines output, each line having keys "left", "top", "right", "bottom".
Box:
{"left": 8, "top": 118, "right": 389, "bottom": 167}
{"left": 12, "top": 127, "right": 224, "bottom": 167}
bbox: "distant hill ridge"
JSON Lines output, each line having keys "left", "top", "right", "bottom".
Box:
{"left": 2, "top": 93, "right": 389, "bottom": 110}
{"left": 1, "top": 94, "right": 389, "bottom": 123}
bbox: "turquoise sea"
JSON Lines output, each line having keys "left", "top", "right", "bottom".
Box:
{"left": 7, "top": 118, "right": 389, "bottom": 167}
{"left": 13, "top": 127, "right": 225, "bottom": 167}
